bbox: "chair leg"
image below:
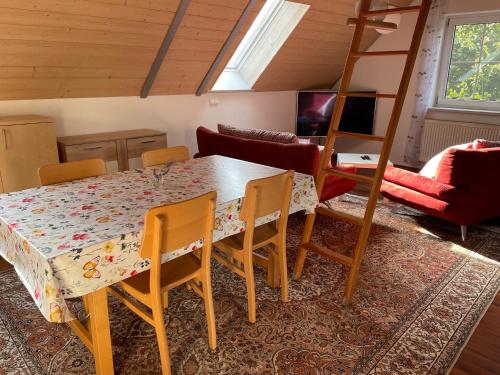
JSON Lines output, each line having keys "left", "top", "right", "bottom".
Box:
{"left": 151, "top": 299, "right": 171, "bottom": 375}
{"left": 201, "top": 276, "right": 217, "bottom": 350}
{"left": 266, "top": 250, "right": 280, "bottom": 288}
{"left": 162, "top": 290, "right": 169, "bottom": 309}
{"left": 293, "top": 213, "right": 316, "bottom": 280}
{"left": 461, "top": 225, "right": 467, "bottom": 242}
{"left": 278, "top": 238, "right": 288, "bottom": 303}
{"left": 243, "top": 248, "right": 256, "bottom": 323}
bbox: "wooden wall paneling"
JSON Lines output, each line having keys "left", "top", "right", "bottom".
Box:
{"left": 0, "top": 0, "right": 177, "bottom": 23}
{"left": 0, "top": 8, "right": 168, "bottom": 35}
{"left": 0, "top": 0, "right": 182, "bottom": 100}
{"left": 141, "top": 0, "right": 190, "bottom": 98}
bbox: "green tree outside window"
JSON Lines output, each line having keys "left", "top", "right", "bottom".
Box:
{"left": 446, "top": 22, "right": 499, "bottom": 101}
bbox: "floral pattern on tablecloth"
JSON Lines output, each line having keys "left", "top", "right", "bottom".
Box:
{"left": 0, "top": 156, "right": 318, "bottom": 323}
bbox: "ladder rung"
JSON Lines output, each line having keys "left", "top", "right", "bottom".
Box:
{"left": 361, "top": 5, "right": 422, "bottom": 17}
{"left": 323, "top": 168, "right": 375, "bottom": 185}
{"left": 302, "top": 242, "right": 353, "bottom": 267}
{"left": 339, "top": 92, "right": 396, "bottom": 99}
{"left": 351, "top": 50, "right": 410, "bottom": 57}
{"left": 331, "top": 130, "right": 385, "bottom": 142}
{"left": 347, "top": 18, "right": 398, "bottom": 32}
{"left": 316, "top": 206, "right": 363, "bottom": 226}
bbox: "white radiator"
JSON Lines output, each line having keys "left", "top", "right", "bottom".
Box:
{"left": 420, "top": 119, "right": 500, "bottom": 161}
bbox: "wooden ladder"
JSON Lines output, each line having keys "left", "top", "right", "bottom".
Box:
{"left": 293, "top": 0, "right": 432, "bottom": 304}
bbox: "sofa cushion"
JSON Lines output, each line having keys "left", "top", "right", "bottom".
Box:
{"left": 436, "top": 147, "right": 500, "bottom": 195}
{"left": 384, "top": 166, "right": 474, "bottom": 204}
{"left": 419, "top": 143, "right": 472, "bottom": 179}
{"left": 197, "top": 126, "right": 318, "bottom": 175}
{"left": 218, "top": 124, "right": 298, "bottom": 144}
{"left": 195, "top": 126, "right": 357, "bottom": 202}
{"left": 472, "top": 139, "right": 500, "bottom": 149}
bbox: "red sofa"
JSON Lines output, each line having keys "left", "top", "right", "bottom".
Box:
{"left": 380, "top": 146, "right": 500, "bottom": 239}
{"left": 194, "top": 126, "right": 356, "bottom": 202}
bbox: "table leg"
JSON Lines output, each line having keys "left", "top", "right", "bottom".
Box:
{"left": 86, "top": 288, "right": 114, "bottom": 375}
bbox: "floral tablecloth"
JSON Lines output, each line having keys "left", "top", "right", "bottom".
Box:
{"left": 0, "top": 155, "right": 318, "bottom": 323}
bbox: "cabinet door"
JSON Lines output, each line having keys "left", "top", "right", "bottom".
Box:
{"left": 0, "top": 123, "right": 59, "bottom": 192}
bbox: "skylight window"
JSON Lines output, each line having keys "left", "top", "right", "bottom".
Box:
{"left": 212, "top": 0, "right": 309, "bottom": 91}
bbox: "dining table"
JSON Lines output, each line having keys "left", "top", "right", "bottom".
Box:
{"left": 0, "top": 155, "right": 319, "bottom": 375}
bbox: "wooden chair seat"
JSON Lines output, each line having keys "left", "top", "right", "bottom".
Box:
{"left": 108, "top": 191, "right": 217, "bottom": 375}
{"left": 212, "top": 171, "right": 294, "bottom": 323}
{"left": 216, "top": 222, "right": 278, "bottom": 252}
{"left": 120, "top": 253, "right": 201, "bottom": 304}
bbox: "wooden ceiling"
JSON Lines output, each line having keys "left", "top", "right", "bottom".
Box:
{"left": 0, "top": 0, "right": 411, "bottom": 100}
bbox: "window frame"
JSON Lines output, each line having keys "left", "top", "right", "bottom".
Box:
{"left": 435, "top": 12, "right": 500, "bottom": 111}
{"left": 225, "top": 0, "right": 283, "bottom": 71}
{"left": 212, "top": 0, "right": 309, "bottom": 92}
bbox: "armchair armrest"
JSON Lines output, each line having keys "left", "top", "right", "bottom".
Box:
{"left": 383, "top": 166, "right": 472, "bottom": 203}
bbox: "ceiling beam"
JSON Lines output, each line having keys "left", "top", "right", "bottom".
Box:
{"left": 140, "top": 0, "right": 191, "bottom": 98}
{"left": 195, "top": 0, "right": 259, "bottom": 96}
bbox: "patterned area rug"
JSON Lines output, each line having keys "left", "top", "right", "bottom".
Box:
{"left": 1, "top": 196, "right": 499, "bottom": 375}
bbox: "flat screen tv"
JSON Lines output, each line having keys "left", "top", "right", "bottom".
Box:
{"left": 296, "top": 90, "right": 376, "bottom": 137}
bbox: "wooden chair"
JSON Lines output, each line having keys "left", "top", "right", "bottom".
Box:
{"left": 141, "top": 146, "right": 189, "bottom": 168}
{"left": 108, "top": 191, "right": 217, "bottom": 375}
{"left": 38, "top": 158, "right": 107, "bottom": 186}
{"left": 213, "top": 170, "right": 294, "bottom": 323}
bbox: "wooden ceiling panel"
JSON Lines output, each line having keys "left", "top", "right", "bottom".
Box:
{"left": 0, "top": 8, "right": 168, "bottom": 35}
{"left": 0, "top": 0, "right": 181, "bottom": 99}
{"left": 151, "top": 0, "right": 265, "bottom": 96}
{"left": 0, "top": 0, "right": 175, "bottom": 23}
{"left": 0, "top": 0, "right": 413, "bottom": 100}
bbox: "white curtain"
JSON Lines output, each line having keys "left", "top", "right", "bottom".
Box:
{"left": 403, "top": 0, "right": 449, "bottom": 167}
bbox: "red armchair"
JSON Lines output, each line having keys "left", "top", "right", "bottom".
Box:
{"left": 380, "top": 146, "right": 500, "bottom": 240}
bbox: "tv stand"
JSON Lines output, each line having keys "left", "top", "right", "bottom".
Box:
{"left": 297, "top": 136, "right": 327, "bottom": 146}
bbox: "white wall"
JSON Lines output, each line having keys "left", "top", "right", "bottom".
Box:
{"left": 0, "top": 91, "right": 297, "bottom": 156}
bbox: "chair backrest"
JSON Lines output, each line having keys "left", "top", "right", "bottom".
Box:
{"left": 38, "top": 158, "right": 107, "bottom": 186}
{"left": 140, "top": 191, "right": 217, "bottom": 259}
{"left": 239, "top": 170, "right": 294, "bottom": 229}
{"left": 142, "top": 146, "right": 189, "bottom": 168}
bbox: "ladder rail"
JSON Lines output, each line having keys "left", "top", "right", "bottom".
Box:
{"left": 294, "top": 0, "right": 433, "bottom": 304}
{"left": 315, "top": 0, "right": 372, "bottom": 197}
{"left": 344, "top": 1, "right": 432, "bottom": 302}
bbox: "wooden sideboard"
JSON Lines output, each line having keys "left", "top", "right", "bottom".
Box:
{"left": 57, "top": 129, "right": 167, "bottom": 171}
{"left": 0, "top": 115, "right": 59, "bottom": 193}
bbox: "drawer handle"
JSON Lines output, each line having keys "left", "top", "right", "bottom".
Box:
{"left": 2, "top": 129, "right": 7, "bottom": 150}
{"left": 141, "top": 140, "right": 156, "bottom": 144}
{"left": 84, "top": 146, "right": 103, "bottom": 151}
